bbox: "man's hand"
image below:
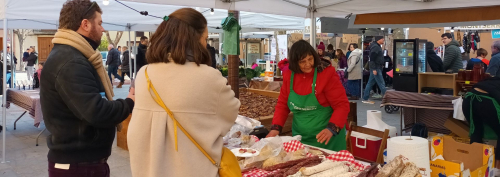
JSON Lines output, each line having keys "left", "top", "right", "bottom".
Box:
{"left": 266, "top": 130, "right": 280, "bottom": 138}
{"left": 127, "top": 87, "right": 135, "bottom": 102}
{"left": 373, "top": 70, "right": 378, "bottom": 75}
{"left": 316, "top": 129, "right": 333, "bottom": 145}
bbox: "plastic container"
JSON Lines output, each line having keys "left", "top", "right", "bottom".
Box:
{"left": 350, "top": 131, "right": 384, "bottom": 162}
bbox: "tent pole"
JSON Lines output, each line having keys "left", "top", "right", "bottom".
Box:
{"left": 360, "top": 33, "right": 364, "bottom": 99}
{"left": 2, "top": 19, "right": 8, "bottom": 164}
{"left": 309, "top": 0, "right": 316, "bottom": 46}
{"left": 128, "top": 25, "right": 132, "bottom": 80}
{"left": 10, "top": 30, "right": 14, "bottom": 88}
{"left": 133, "top": 32, "right": 137, "bottom": 78}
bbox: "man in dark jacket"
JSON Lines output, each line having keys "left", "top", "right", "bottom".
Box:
{"left": 426, "top": 42, "right": 444, "bottom": 72}
{"left": 26, "top": 47, "right": 38, "bottom": 80}
{"left": 106, "top": 44, "right": 122, "bottom": 87}
{"left": 207, "top": 44, "right": 216, "bottom": 68}
{"left": 487, "top": 40, "right": 500, "bottom": 77}
{"left": 362, "top": 36, "right": 386, "bottom": 104}
{"left": 119, "top": 46, "right": 133, "bottom": 88}
{"left": 40, "top": 1, "right": 134, "bottom": 176}
{"left": 441, "top": 33, "right": 463, "bottom": 73}
{"left": 136, "top": 36, "right": 148, "bottom": 72}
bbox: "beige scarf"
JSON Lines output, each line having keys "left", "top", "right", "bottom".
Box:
{"left": 52, "top": 29, "right": 114, "bottom": 100}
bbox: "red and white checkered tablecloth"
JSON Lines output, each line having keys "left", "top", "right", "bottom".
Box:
{"left": 242, "top": 141, "right": 370, "bottom": 177}
{"left": 327, "top": 150, "right": 370, "bottom": 171}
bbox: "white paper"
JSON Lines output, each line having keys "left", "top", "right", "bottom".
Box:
{"left": 452, "top": 98, "right": 465, "bottom": 121}
{"left": 388, "top": 136, "right": 431, "bottom": 177}
{"left": 54, "top": 163, "right": 70, "bottom": 170}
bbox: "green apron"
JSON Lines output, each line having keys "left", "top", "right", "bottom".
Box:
{"left": 465, "top": 92, "right": 500, "bottom": 140}
{"left": 288, "top": 68, "right": 346, "bottom": 151}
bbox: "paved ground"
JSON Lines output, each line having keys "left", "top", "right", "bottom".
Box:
{"left": 0, "top": 73, "right": 401, "bottom": 177}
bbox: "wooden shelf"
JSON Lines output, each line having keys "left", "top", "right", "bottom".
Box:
{"left": 418, "top": 72, "right": 457, "bottom": 96}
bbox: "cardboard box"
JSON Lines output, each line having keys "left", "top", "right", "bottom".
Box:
{"left": 430, "top": 136, "right": 495, "bottom": 177}
{"left": 443, "top": 118, "right": 470, "bottom": 139}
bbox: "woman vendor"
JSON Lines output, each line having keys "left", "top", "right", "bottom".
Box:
{"left": 266, "top": 40, "right": 350, "bottom": 151}
{"left": 463, "top": 76, "right": 500, "bottom": 168}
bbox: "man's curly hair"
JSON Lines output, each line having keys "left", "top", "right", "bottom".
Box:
{"left": 59, "top": 0, "right": 103, "bottom": 31}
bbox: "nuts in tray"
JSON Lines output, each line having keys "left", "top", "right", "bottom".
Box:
{"left": 239, "top": 90, "right": 278, "bottom": 119}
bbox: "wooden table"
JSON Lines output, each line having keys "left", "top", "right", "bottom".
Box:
{"left": 418, "top": 72, "right": 457, "bottom": 96}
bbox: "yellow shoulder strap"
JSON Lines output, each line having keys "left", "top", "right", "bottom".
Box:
{"left": 145, "top": 67, "right": 219, "bottom": 167}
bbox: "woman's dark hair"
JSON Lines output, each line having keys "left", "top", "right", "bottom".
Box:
{"left": 288, "top": 40, "right": 321, "bottom": 73}
{"left": 336, "top": 49, "right": 345, "bottom": 59}
{"left": 349, "top": 43, "right": 358, "bottom": 50}
{"left": 147, "top": 8, "right": 210, "bottom": 66}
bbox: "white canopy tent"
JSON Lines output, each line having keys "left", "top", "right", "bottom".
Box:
{"left": 123, "top": 0, "right": 500, "bottom": 45}
{"left": 0, "top": 0, "right": 306, "bottom": 163}
{"left": 0, "top": 0, "right": 305, "bottom": 32}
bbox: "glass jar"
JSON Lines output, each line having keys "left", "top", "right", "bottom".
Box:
{"left": 472, "top": 63, "right": 483, "bottom": 81}
{"left": 458, "top": 69, "right": 466, "bottom": 81}
{"left": 465, "top": 70, "right": 472, "bottom": 81}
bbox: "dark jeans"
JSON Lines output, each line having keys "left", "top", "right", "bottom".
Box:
{"left": 48, "top": 161, "right": 110, "bottom": 177}
{"left": 120, "top": 71, "right": 130, "bottom": 83}
{"left": 363, "top": 69, "right": 386, "bottom": 100}
{"left": 107, "top": 65, "right": 122, "bottom": 84}
{"left": 348, "top": 79, "right": 361, "bottom": 97}
{"left": 463, "top": 90, "right": 500, "bottom": 160}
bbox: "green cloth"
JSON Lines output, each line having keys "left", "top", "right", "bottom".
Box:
{"left": 221, "top": 14, "right": 240, "bottom": 55}
{"left": 465, "top": 92, "right": 500, "bottom": 140}
{"left": 288, "top": 68, "right": 346, "bottom": 151}
{"left": 443, "top": 40, "right": 463, "bottom": 73}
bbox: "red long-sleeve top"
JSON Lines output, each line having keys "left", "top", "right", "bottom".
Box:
{"left": 272, "top": 66, "right": 350, "bottom": 129}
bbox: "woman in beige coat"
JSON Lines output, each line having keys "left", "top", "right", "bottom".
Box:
{"left": 127, "top": 8, "right": 240, "bottom": 177}
{"left": 346, "top": 44, "right": 363, "bottom": 100}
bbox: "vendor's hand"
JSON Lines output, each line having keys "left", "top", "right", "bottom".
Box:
{"left": 127, "top": 87, "right": 135, "bottom": 102}
{"left": 266, "top": 130, "right": 280, "bottom": 138}
{"left": 316, "top": 129, "right": 333, "bottom": 145}
{"left": 373, "top": 70, "right": 378, "bottom": 75}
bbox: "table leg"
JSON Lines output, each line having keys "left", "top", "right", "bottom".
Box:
{"left": 13, "top": 111, "right": 27, "bottom": 130}
{"left": 400, "top": 108, "right": 403, "bottom": 135}
{"left": 36, "top": 128, "right": 46, "bottom": 146}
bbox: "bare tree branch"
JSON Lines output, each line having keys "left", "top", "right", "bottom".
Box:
{"left": 105, "top": 31, "right": 114, "bottom": 46}
{"left": 13, "top": 29, "right": 34, "bottom": 71}
{"left": 114, "top": 31, "right": 123, "bottom": 47}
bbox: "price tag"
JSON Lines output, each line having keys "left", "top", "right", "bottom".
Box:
{"left": 396, "top": 68, "right": 400, "bottom": 72}
{"left": 408, "top": 53, "right": 413, "bottom": 56}
{"left": 465, "top": 81, "right": 470, "bottom": 84}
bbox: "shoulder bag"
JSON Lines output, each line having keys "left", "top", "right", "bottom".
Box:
{"left": 145, "top": 67, "right": 242, "bottom": 177}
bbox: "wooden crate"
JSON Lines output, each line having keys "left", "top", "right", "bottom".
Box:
{"left": 242, "top": 88, "right": 293, "bottom": 135}
{"left": 116, "top": 114, "right": 132, "bottom": 151}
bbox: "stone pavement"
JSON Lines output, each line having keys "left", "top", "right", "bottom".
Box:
{"left": 0, "top": 79, "right": 402, "bottom": 177}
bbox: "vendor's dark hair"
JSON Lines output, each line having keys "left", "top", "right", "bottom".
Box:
{"left": 441, "top": 33, "right": 453, "bottom": 39}
{"left": 147, "top": 8, "right": 210, "bottom": 66}
{"left": 59, "top": 0, "right": 103, "bottom": 31}
{"left": 288, "top": 40, "right": 320, "bottom": 73}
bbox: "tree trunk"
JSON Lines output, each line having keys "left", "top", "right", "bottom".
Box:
{"left": 19, "top": 40, "right": 25, "bottom": 71}
{"left": 227, "top": 10, "right": 240, "bottom": 99}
